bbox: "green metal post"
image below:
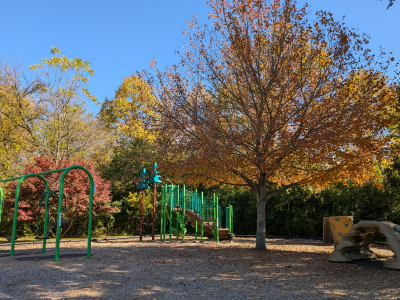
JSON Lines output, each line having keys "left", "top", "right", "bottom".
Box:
{"left": 213, "top": 193, "right": 216, "bottom": 242}
{"left": 195, "top": 189, "right": 198, "bottom": 214}
{"left": 160, "top": 186, "right": 164, "bottom": 241}
{"left": 10, "top": 175, "right": 49, "bottom": 256}
{"left": 0, "top": 188, "right": 3, "bottom": 229}
{"left": 171, "top": 184, "right": 175, "bottom": 208}
{"left": 230, "top": 205, "right": 233, "bottom": 233}
{"left": 176, "top": 186, "right": 179, "bottom": 240}
{"left": 201, "top": 192, "right": 204, "bottom": 242}
{"left": 182, "top": 185, "right": 186, "bottom": 242}
{"left": 163, "top": 184, "right": 167, "bottom": 242}
{"left": 195, "top": 221, "right": 198, "bottom": 240}
{"left": 55, "top": 166, "right": 94, "bottom": 262}
{"left": 216, "top": 197, "right": 219, "bottom": 243}
{"left": 177, "top": 185, "right": 180, "bottom": 207}
{"left": 11, "top": 179, "right": 22, "bottom": 256}
{"left": 229, "top": 204, "right": 233, "bottom": 242}
{"left": 169, "top": 185, "right": 173, "bottom": 242}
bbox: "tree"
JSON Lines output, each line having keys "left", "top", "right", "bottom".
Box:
{"left": 383, "top": 0, "right": 396, "bottom": 9}
{"left": 0, "top": 59, "right": 44, "bottom": 177}
{"left": 96, "top": 138, "right": 157, "bottom": 233}
{"left": 4, "top": 156, "right": 116, "bottom": 237}
{"left": 36, "top": 105, "right": 109, "bottom": 160}
{"left": 150, "top": 0, "right": 399, "bottom": 249}
{"left": 98, "top": 75, "right": 161, "bottom": 233}
{"left": 100, "top": 75, "right": 159, "bottom": 142}
{"left": 29, "top": 47, "right": 101, "bottom": 162}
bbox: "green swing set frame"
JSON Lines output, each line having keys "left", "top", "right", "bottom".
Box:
{"left": 0, "top": 165, "right": 95, "bottom": 262}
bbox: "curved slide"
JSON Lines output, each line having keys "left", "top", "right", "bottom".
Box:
{"left": 328, "top": 220, "right": 400, "bottom": 270}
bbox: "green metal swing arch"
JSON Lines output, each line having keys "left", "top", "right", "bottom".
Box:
{"left": 0, "top": 165, "right": 95, "bottom": 262}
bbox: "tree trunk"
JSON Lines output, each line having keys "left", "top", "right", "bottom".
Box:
{"left": 255, "top": 183, "right": 267, "bottom": 250}
{"left": 378, "top": 161, "right": 387, "bottom": 186}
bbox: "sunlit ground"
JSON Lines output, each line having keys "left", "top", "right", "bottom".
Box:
{"left": 0, "top": 237, "right": 399, "bottom": 299}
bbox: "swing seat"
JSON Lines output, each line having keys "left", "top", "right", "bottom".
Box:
{"left": 35, "top": 236, "right": 49, "bottom": 240}
{"left": 5, "top": 237, "right": 18, "bottom": 242}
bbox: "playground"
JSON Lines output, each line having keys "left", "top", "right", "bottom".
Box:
{"left": 1, "top": 166, "right": 400, "bottom": 299}
{"left": 0, "top": 237, "right": 399, "bottom": 299}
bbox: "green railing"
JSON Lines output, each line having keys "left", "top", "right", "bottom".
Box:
{"left": 227, "top": 204, "right": 234, "bottom": 236}
{"left": 218, "top": 206, "right": 222, "bottom": 229}
{"left": 160, "top": 184, "right": 234, "bottom": 243}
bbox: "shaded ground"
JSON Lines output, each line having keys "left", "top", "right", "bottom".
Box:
{"left": 0, "top": 237, "right": 399, "bottom": 299}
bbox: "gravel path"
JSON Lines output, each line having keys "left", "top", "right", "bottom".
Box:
{"left": 0, "top": 237, "right": 399, "bottom": 299}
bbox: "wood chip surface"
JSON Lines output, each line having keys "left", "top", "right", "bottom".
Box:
{"left": 0, "top": 237, "right": 399, "bottom": 299}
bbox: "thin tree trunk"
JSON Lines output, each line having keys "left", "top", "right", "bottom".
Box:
{"left": 61, "top": 220, "right": 74, "bottom": 237}
{"left": 378, "top": 161, "right": 387, "bottom": 186}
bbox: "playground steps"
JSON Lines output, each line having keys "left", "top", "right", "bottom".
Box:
{"left": 218, "top": 228, "right": 230, "bottom": 240}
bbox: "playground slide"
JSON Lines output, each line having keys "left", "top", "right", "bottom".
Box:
{"left": 185, "top": 209, "right": 230, "bottom": 239}
{"left": 328, "top": 220, "right": 400, "bottom": 270}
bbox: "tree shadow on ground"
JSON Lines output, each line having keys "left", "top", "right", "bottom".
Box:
{"left": 0, "top": 248, "right": 44, "bottom": 257}
{"left": 0, "top": 238, "right": 398, "bottom": 299}
{"left": 14, "top": 253, "right": 88, "bottom": 261}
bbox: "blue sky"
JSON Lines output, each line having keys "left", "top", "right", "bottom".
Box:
{"left": 0, "top": 0, "right": 398, "bottom": 114}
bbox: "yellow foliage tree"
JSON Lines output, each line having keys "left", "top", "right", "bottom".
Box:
{"left": 0, "top": 60, "right": 43, "bottom": 177}
{"left": 29, "top": 47, "right": 101, "bottom": 162}
{"left": 100, "top": 75, "right": 159, "bottom": 142}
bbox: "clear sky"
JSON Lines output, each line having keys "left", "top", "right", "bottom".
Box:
{"left": 0, "top": 0, "right": 398, "bottom": 114}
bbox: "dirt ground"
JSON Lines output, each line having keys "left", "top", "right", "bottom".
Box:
{"left": 0, "top": 236, "right": 399, "bottom": 300}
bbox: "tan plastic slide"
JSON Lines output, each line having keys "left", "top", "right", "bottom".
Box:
{"left": 328, "top": 220, "right": 400, "bottom": 270}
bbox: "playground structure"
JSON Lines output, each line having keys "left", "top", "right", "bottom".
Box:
{"left": 0, "top": 166, "right": 95, "bottom": 262}
{"left": 160, "top": 184, "right": 234, "bottom": 242}
{"left": 328, "top": 220, "right": 400, "bottom": 270}
{"left": 328, "top": 216, "right": 354, "bottom": 245}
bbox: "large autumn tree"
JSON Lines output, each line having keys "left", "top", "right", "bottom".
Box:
{"left": 150, "top": 0, "right": 400, "bottom": 249}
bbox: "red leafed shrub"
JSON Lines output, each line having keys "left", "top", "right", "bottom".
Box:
{"left": 5, "top": 156, "right": 116, "bottom": 236}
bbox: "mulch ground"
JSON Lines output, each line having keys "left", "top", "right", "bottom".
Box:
{"left": 0, "top": 236, "right": 399, "bottom": 299}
